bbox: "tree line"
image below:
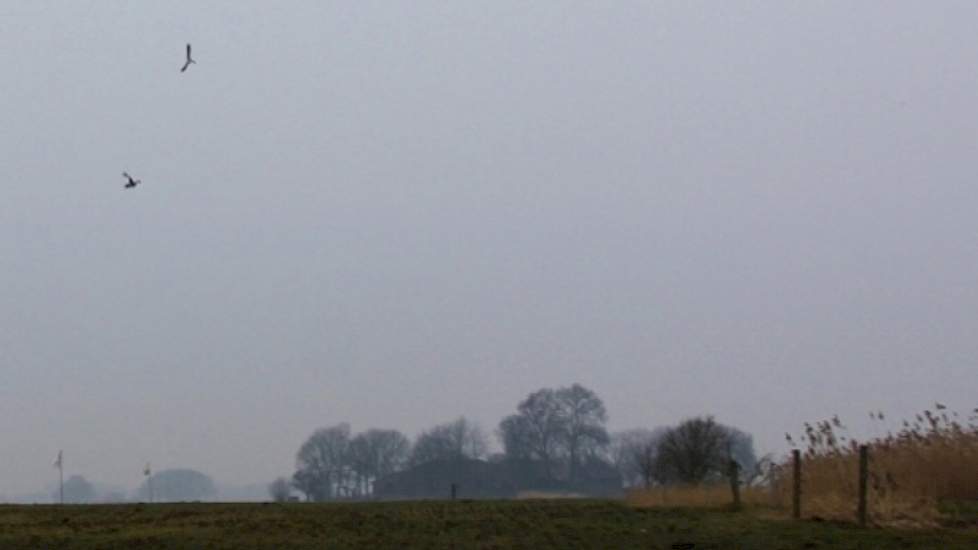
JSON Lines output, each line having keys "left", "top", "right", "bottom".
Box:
{"left": 278, "top": 383, "right": 762, "bottom": 501}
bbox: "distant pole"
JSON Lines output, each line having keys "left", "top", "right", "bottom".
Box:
{"left": 54, "top": 450, "right": 64, "bottom": 505}
{"left": 858, "top": 445, "right": 869, "bottom": 527}
{"left": 450, "top": 483, "right": 457, "bottom": 501}
{"left": 728, "top": 459, "right": 741, "bottom": 511}
{"left": 144, "top": 462, "right": 153, "bottom": 503}
{"left": 792, "top": 449, "right": 801, "bottom": 519}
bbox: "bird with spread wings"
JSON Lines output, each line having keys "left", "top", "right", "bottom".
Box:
{"left": 122, "top": 172, "right": 141, "bottom": 189}
{"left": 180, "top": 43, "right": 196, "bottom": 73}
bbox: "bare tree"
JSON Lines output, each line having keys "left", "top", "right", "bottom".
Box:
{"left": 557, "top": 384, "right": 610, "bottom": 482}
{"left": 498, "top": 384, "right": 611, "bottom": 482}
{"left": 366, "top": 429, "right": 411, "bottom": 478}
{"left": 633, "top": 440, "right": 657, "bottom": 489}
{"left": 722, "top": 425, "right": 758, "bottom": 475}
{"left": 292, "top": 423, "right": 352, "bottom": 501}
{"left": 268, "top": 477, "right": 291, "bottom": 502}
{"left": 498, "top": 415, "right": 533, "bottom": 460}
{"left": 498, "top": 388, "right": 567, "bottom": 478}
{"left": 654, "top": 416, "right": 729, "bottom": 485}
{"left": 348, "top": 429, "right": 410, "bottom": 497}
{"left": 347, "top": 434, "right": 373, "bottom": 498}
{"left": 610, "top": 428, "right": 667, "bottom": 488}
{"left": 411, "top": 417, "right": 487, "bottom": 465}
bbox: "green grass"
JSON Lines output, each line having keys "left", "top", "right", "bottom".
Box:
{"left": 0, "top": 500, "right": 975, "bottom": 549}
{"left": 939, "top": 499, "right": 978, "bottom": 529}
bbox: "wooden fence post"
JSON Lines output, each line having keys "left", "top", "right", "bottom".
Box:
{"left": 858, "top": 445, "right": 868, "bottom": 527}
{"left": 728, "top": 459, "right": 741, "bottom": 511}
{"left": 792, "top": 449, "right": 801, "bottom": 519}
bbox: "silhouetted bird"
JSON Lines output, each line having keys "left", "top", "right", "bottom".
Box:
{"left": 122, "top": 172, "right": 141, "bottom": 189}
{"left": 180, "top": 43, "right": 196, "bottom": 73}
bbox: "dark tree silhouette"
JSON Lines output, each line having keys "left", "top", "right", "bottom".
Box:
{"left": 557, "top": 384, "right": 610, "bottom": 482}
{"left": 348, "top": 429, "right": 410, "bottom": 497}
{"left": 292, "top": 423, "right": 352, "bottom": 501}
{"left": 410, "top": 417, "right": 487, "bottom": 466}
{"left": 499, "top": 388, "right": 566, "bottom": 476}
{"left": 653, "top": 416, "right": 730, "bottom": 485}
{"left": 268, "top": 477, "right": 291, "bottom": 502}
{"left": 610, "top": 428, "right": 668, "bottom": 488}
{"left": 499, "top": 383, "right": 610, "bottom": 482}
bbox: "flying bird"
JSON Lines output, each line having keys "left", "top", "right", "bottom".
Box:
{"left": 122, "top": 172, "right": 141, "bottom": 189}
{"left": 180, "top": 43, "right": 196, "bottom": 72}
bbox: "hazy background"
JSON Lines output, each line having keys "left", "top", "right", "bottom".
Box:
{"left": 1, "top": 0, "right": 976, "bottom": 497}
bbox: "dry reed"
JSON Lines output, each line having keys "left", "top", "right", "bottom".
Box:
{"left": 626, "top": 484, "right": 772, "bottom": 509}
{"left": 773, "top": 405, "right": 978, "bottom": 526}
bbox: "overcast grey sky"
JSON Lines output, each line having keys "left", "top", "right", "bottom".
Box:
{"left": 1, "top": 1, "right": 976, "bottom": 497}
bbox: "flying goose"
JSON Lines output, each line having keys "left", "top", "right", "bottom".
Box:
{"left": 180, "top": 43, "right": 196, "bottom": 73}
{"left": 122, "top": 172, "right": 141, "bottom": 189}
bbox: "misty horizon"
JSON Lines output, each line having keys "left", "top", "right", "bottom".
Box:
{"left": 2, "top": 1, "right": 976, "bottom": 497}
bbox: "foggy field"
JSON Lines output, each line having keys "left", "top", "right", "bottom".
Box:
{"left": 4, "top": 6, "right": 978, "bottom": 548}
{"left": 1, "top": 500, "right": 976, "bottom": 549}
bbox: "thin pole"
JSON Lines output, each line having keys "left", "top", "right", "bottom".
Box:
{"left": 728, "top": 459, "right": 741, "bottom": 511}
{"left": 144, "top": 462, "right": 154, "bottom": 503}
{"left": 858, "top": 445, "right": 869, "bottom": 527}
{"left": 792, "top": 449, "right": 801, "bottom": 519}
{"left": 59, "top": 460, "right": 64, "bottom": 505}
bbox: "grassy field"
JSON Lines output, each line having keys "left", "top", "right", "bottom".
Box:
{"left": 0, "top": 500, "right": 975, "bottom": 549}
